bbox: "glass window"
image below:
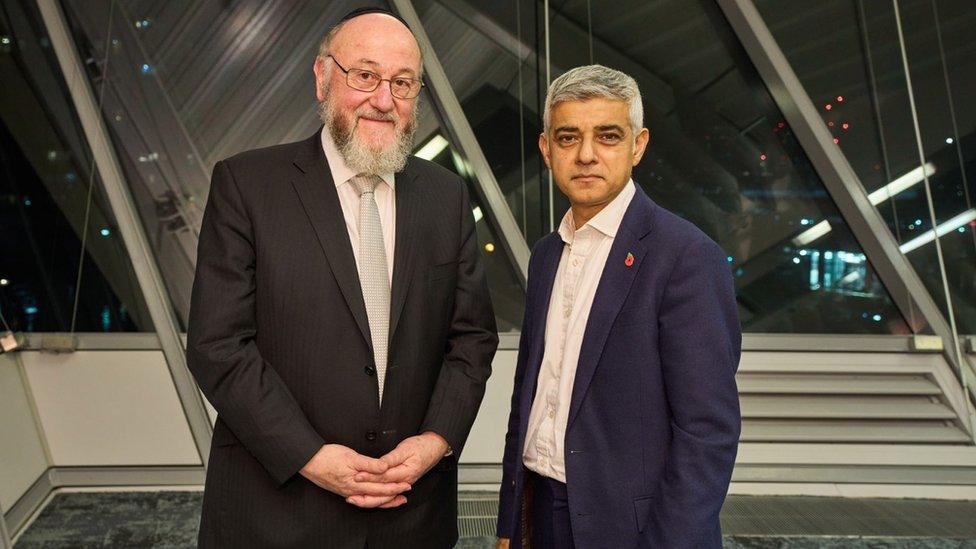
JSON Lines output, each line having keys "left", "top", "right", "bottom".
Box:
{"left": 60, "top": 0, "right": 524, "bottom": 330}
{"left": 756, "top": 0, "right": 976, "bottom": 334}
{"left": 413, "top": 120, "right": 525, "bottom": 331}
{"left": 0, "top": 0, "right": 149, "bottom": 332}
{"left": 415, "top": 0, "right": 550, "bottom": 246}
{"left": 419, "top": 0, "right": 911, "bottom": 333}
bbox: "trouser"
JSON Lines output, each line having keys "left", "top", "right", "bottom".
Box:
{"left": 529, "top": 471, "right": 575, "bottom": 549}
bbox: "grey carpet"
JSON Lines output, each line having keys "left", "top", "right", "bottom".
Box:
{"left": 13, "top": 491, "right": 976, "bottom": 547}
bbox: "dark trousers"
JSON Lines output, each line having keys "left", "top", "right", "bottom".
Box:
{"left": 529, "top": 472, "right": 575, "bottom": 549}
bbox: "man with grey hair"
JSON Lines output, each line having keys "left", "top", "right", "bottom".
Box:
{"left": 188, "top": 7, "right": 497, "bottom": 548}
{"left": 496, "top": 64, "right": 741, "bottom": 548}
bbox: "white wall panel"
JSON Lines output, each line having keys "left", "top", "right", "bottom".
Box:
{"left": 460, "top": 349, "right": 517, "bottom": 463}
{"left": 20, "top": 350, "right": 200, "bottom": 466}
{"left": 0, "top": 353, "right": 48, "bottom": 511}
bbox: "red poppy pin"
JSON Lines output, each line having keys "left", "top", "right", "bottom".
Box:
{"left": 625, "top": 252, "right": 635, "bottom": 267}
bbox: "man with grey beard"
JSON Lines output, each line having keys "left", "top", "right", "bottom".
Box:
{"left": 186, "top": 8, "right": 498, "bottom": 548}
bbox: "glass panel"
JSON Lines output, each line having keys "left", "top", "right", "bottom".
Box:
{"left": 422, "top": 0, "right": 910, "bottom": 333}
{"left": 59, "top": 0, "right": 349, "bottom": 328}
{"left": 0, "top": 0, "right": 150, "bottom": 332}
{"left": 414, "top": 0, "right": 550, "bottom": 244}
{"left": 557, "top": 0, "right": 911, "bottom": 333}
{"left": 59, "top": 0, "right": 524, "bottom": 330}
{"left": 756, "top": 0, "right": 976, "bottom": 334}
{"left": 413, "top": 95, "right": 525, "bottom": 330}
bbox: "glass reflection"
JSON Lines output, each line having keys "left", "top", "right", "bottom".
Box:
{"left": 420, "top": 0, "right": 909, "bottom": 333}
{"left": 0, "top": 0, "right": 149, "bottom": 332}
{"left": 412, "top": 116, "right": 526, "bottom": 331}
{"left": 61, "top": 0, "right": 525, "bottom": 330}
{"left": 756, "top": 0, "right": 976, "bottom": 333}
{"left": 414, "top": 0, "right": 549, "bottom": 244}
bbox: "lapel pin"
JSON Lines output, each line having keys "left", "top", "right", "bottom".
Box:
{"left": 625, "top": 252, "right": 635, "bottom": 267}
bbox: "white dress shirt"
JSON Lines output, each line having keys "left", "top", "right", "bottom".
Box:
{"left": 522, "top": 180, "right": 636, "bottom": 483}
{"left": 321, "top": 128, "right": 396, "bottom": 283}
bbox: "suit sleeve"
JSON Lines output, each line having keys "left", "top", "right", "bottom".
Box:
{"left": 648, "top": 236, "right": 742, "bottom": 548}
{"left": 420, "top": 179, "right": 499, "bottom": 454}
{"left": 495, "top": 302, "right": 532, "bottom": 538}
{"left": 187, "top": 160, "right": 324, "bottom": 486}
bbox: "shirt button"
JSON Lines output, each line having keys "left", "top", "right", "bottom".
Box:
{"left": 572, "top": 258, "right": 580, "bottom": 267}
{"left": 548, "top": 409, "right": 555, "bottom": 419}
{"left": 365, "top": 430, "right": 377, "bottom": 441}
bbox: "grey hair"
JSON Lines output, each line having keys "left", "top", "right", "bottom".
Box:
{"left": 543, "top": 64, "right": 643, "bottom": 135}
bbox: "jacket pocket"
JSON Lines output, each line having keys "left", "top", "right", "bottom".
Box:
{"left": 633, "top": 494, "right": 656, "bottom": 533}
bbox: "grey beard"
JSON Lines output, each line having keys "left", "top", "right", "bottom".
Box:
{"left": 318, "top": 91, "right": 418, "bottom": 175}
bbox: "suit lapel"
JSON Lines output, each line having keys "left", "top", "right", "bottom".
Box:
{"left": 290, "top": 132, "right": 372, "bottom": 350}
{"left": 388, "top": 169, "right": 420, "bottom": 347}
{"left": 566, "top": 190, "right": 655, "bottom": 430}
{"left": 519, "top": 234, "right": 564, "bottom": 425}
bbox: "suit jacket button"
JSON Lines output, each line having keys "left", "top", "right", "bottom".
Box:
{"left": 365, "top": 364, "right": 376, "bottom": 376}
{"left": 365, "top": 430, "right": 377, "bottom": 441}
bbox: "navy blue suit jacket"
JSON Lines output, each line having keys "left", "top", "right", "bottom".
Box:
{"left": 496, "top": 185, "right": 741, "bottom": 548}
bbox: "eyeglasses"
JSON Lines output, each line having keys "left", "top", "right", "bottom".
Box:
{"left": 327, "top": 55, "right": 424, "bottom": 99}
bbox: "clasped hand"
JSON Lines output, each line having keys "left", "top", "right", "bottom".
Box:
{"left": 300, "top": 432, "right": 448, "bottom": 509}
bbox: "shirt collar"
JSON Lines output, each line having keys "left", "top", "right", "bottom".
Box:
{"left": 558, "top": 179, "right": 636, "bottom": 244}
{"left": 320, "top": 127, "right": 396, "bottom": 190}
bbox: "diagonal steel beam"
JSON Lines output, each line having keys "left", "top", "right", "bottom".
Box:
{"left": 715, "top": 0, "right": 973, "bottom": 437}
{"left": 391, "top": 0, "right": 530, "bottom": 282}
{"left": 35, "top": 0, "right": 213, "bottom": 463}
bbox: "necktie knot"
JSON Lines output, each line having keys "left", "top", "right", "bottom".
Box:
{"left": 352, "top": 174, "right": 380, "bottom": 197}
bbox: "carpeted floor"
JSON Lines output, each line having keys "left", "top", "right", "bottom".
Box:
{"left": 13, "top": 491, "right": 976, "bottom": 547}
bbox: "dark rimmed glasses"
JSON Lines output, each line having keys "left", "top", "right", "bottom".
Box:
{"left": 327, "top": 55, "right": 424, "bottom": 99}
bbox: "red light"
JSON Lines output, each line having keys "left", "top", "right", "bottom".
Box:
{"left": 842, "top": 122, "right": 850, "bottom": 130}
{"left": 836, "top": 95, "right": 844, "bottom": 102}
{"left": 970, "top": 220, "right": 976, "bottom": 228}
{"left": 833, "top": 137, "right": 840, "bottom": 144}
{"left": 760, "top": 154, "right": 767, "bottom": 161}
{"left": 825, "top": 104, "right": 833, "bottom": 111}
{"left": 777, "top": 122, "right": 785, "bottom": 128}
{"left": 827, "top": 121, "right": 835, "bottom": 127}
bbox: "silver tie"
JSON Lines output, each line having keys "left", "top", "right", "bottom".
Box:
{"left": 352, "top": 175, "right": 390, "bottom": 406}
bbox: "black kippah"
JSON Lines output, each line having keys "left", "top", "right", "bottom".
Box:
{"left": 339, "top": 7, "right": 410, "bottom": 28}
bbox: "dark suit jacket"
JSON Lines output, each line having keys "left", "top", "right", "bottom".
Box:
{"left": 496, "top": 185, "right": 741, "bottom": 548}
{"left": 186, "top": 129, "right": 497, "bottom": 548}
